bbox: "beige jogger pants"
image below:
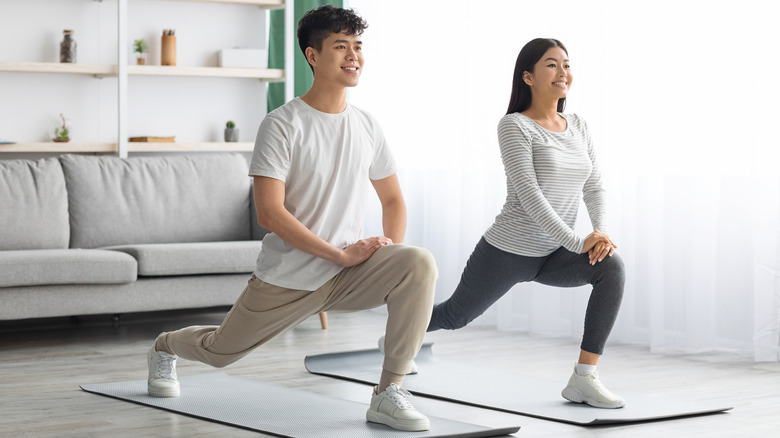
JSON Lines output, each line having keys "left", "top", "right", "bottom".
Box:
{"left": 156, "top": 244, "right": 437, "bottom": 375}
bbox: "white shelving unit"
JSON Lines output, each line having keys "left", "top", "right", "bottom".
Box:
{"left": 0, "top": 0, "right": 288, "bottom": 157}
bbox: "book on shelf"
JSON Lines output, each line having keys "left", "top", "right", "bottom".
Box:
{"left": 128, "top": 136, "right": 175, "bottom": 143}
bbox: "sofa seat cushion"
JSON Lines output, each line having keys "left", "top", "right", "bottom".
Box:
{"left": 0, "top": 249, "right": 137, "bottom": 288}
{"left": 103, "top": 241, "right": 262, "bottom": 276}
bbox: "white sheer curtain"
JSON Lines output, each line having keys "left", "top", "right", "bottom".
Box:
{"left": 349, "top": 0, "right": 780, "bottom": 361}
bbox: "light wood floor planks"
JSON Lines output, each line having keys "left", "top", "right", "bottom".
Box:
{"left": 1, "top": 308, "right": 778, "bottom": 437}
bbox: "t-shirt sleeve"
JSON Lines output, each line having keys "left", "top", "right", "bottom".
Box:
{"left": 249, "top": 114, "right": 290, "bottom": 181}
{"left": 498, "top": 115, "right": 585, "bottom": 253}
{"left": 368, "top": 119, "right": 397, "bottom": 180}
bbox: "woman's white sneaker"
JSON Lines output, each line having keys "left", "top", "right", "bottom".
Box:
{"left": 366, "top": 383, "right": 430, "bottom": 431}
{"left": 561, "top": 366, "right": 625, "bottom": 409}
{"left": 147, "top": 345, "right": 180, "bottom": 398}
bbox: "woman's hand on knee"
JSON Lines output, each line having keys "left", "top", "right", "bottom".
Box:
{"left": 588, "top": 240, "right": 616, "bottom": 265}
{"left": 583, "top": 230, "right": 616, "bottom": 264}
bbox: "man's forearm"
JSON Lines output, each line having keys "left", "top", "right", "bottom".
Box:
{"left": 382, "top": 199, "right": 407, "bottom": 244}
{"left": 259, "top": 206, "right": 346, "bottom": 265}
{"left": 254, "top": 176, "right": 345, "bottom": 265}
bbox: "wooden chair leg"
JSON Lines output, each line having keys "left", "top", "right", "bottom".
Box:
{"left": 319, "top": 311, "right": 328, "bottom": 329}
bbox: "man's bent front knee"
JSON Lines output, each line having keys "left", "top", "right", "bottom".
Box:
{"left": 387, "top": 245, "right": 438, "bottom": 283}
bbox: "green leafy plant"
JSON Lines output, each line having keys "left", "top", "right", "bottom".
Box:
{"left": 226, "top": 120, "right": 236, "bottom": 129}
{"left": 53, "top": 113, "right": 70, "bottom": 141}
{"left": 133, "top": 39, "right": 148, "bottom": 55}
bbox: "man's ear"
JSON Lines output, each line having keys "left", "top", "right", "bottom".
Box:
{"left": 305, "top": 47, "right": 317, "bottom": 68}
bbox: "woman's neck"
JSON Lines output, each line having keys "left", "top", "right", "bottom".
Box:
{"left": 521, "top": 99, "right": 566, "bottom": 131}
{"left": 522, "top": 98, "right": 559, "bottom": 121}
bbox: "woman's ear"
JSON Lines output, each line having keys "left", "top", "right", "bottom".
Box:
{"left": 523, "top": 71, "right": 533, "bottom": 86}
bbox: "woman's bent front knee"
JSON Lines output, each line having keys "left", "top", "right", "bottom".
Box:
{"left": 601, "top": 252, "right": 626, "bottom": 286}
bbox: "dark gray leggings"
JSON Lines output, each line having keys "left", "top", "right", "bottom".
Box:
{"left": 427, "top": 237, "right": 625, "bottom": 355}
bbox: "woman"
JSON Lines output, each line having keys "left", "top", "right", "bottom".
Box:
{"left": 427, "top": 38, "right": 626, "bottom": 408}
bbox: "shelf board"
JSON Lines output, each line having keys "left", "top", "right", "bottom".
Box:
{"left": 127, "top": 142, "right": 254, "bottom": 152}
{"left": 0, "top": 62, "right": 114, "bottom": 77}
{"left": 0, "top": 142, "right": 117, "bottom": 153}
{"left": 161, "top": 0, "right": 284, "bottom": 8}
{"left": 127, "top": 65, "right": 284, "bottom": 80}
{"left": 0, "top": 62, "right": 284, "bottom": 81}
{"left": 0, "top": 142, "right": 255, "bottom": 153}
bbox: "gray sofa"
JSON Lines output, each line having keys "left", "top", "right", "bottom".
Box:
{"left": 0, "top": 153, "right": 267, "bottom": 321}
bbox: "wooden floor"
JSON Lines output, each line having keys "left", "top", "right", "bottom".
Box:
{"left": 1, "top": 308, "right": 778, "bottom": 437}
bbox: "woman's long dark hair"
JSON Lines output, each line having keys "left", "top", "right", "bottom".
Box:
{"left": 506, "top": 38, "right": 568, "bottom": 115}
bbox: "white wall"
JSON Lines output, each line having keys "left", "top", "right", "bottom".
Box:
{"left": 0, "top": 0, "right": 268, "bottom": 147}
{"left": 349, "top": 0, "right": 780, "bottom": 359}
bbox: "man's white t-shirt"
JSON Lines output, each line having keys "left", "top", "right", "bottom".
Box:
{"left": 249, "top": 97, "right": 397, "bottom": 291}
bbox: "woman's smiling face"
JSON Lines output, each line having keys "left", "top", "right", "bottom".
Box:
{"left": 524, "top": 47, "right": 572, "bottom": 101}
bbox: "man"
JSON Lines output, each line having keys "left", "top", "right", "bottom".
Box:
{"left": 146, "top": 5, "right": 437, "bottom": 432}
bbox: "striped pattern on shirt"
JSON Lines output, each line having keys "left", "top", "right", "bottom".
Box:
{"left": 483, "top": 112, "right": 607, "bottom": 257}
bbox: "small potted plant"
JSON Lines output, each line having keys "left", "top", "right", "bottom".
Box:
{"left": 133, "top": 38, "right": 148, "bottom": 65}
{"left": 224, "top": 120, "right": 239, "bottom": 142}
{"left": 53, "top": 113, "right": 71, "bottom": 143}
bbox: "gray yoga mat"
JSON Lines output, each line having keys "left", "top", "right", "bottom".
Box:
{"left": 304, "top": 344, "right": 733, "bottom": 426}
{"left": 81, "top": 373, "right": 520, "bottom": 438}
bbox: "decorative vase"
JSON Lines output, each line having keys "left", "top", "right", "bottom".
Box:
{"left": 60, "top": 30, "right": 77, "bottom": 63}
{"left": 161, "top": 32, "right": 176, "bottom": 66}
{"left": 224, "top": 128, "right": 239, "bottom": 142}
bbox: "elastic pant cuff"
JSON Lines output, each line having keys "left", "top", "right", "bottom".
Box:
{"left": 383, "top": 356, "right": 412, "bottom": 376}
{"left": 155, "top": 332, "right": 175, "bottom": 355}
{"left": 579, "top": 343, "right": 604, "bottom": 356}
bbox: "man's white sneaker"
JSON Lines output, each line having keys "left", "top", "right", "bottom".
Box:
{"left": 561, "top": 366, "right": 625, "bottom": 409}
{"left": 366, "top": 383, "right": 430, "bottom": 431}
{"left": 377, "top": 336, "right": 419, "bottom": 374}
{"left": 147, "top": 345, "right": 180, "bottom": 398}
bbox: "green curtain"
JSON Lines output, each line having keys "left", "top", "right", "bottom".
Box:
{"left": 267, "top": 0, "right": 344, "bottom": 112}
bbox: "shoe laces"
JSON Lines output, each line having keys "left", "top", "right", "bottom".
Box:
{"left": 154, "top": 353, "right": 176, "bottom": 379}
{"left": 385, "top": 383, "right": 414, "bottom": 409}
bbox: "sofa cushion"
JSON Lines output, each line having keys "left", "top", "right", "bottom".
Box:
{"left": 104, "top": 241, "right": 261, "bottom": 276}
{"left": 0, "top": 157, "right": 69, "bottom": 250}
{"left": 0, "top": 249, "right": 137, "bottom": 288}
{"left": 60, "top": 153, "right": 252, "bottom": 249}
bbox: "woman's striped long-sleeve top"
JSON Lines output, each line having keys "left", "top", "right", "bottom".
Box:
{"left": 483, "top": 112, "right": 607, "bottom": 256}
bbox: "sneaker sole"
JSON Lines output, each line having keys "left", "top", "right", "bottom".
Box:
{"left": 561, "top": 387, "right": 625, "bottom": 409}
{"left": 366, "top": 411, "right": 430, "bottom": 431}
{"left": 148, "top": 384, "right": 180, "bottom": 398}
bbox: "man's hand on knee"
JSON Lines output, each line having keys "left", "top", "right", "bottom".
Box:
{"left": 338, "top": 237, "right": 392, "bottom": 267}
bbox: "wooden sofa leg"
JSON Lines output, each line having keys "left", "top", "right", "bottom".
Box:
{"left": 319, "top": 311, "right": 328, "bottom": 329}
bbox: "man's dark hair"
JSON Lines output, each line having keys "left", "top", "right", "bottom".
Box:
{"left": 297, "top": 5, "right": 368, "bottom": 73}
